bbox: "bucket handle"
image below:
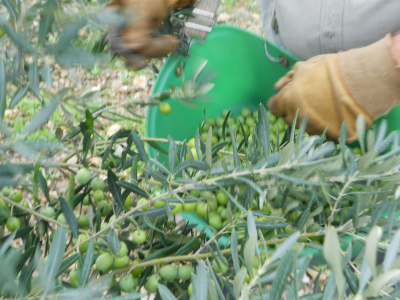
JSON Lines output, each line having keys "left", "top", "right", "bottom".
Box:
{"left": 264, "top": 41, "right": 289, "bottom": 67}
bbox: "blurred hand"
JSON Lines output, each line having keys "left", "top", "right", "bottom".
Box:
{"left": 267, "top": 34, "right": 400, "bottom": 143}
{"left": 108, "top": 0, "right": 196, "bottom": 69}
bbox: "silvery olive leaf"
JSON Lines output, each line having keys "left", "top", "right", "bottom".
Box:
{"left": 193, "top": 59, "right": 208, "bottom": 82}
{"left": 183, "top": 80, "right": 196, "bottom": 98}
{"left": 170, "top": 59, "right": 217, "bottom": 105}
{"left": 175, "top": 95, "right": 199, "bottom": 108}
{"left": 197, "top": 83, "right": 215, "bottom": 96}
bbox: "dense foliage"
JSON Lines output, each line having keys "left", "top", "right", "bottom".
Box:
{"left": 2, "top": 1, "right": 400, "bottom": 300}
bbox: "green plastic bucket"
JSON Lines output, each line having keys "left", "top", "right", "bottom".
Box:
{"left": 146, "top": 24, "right": 400, "bottom": 263}
{"left": 146, "top": 25, "right": 299, "bottom": 164}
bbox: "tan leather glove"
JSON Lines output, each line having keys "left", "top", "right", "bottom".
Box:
{"left": 267, "top": 35, "right": 400, "bottom": 143}
{"left": 108, "top": 0, "right": 196, "bottom": 69}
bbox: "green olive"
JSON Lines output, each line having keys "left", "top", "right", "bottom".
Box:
{"left": 124, "top": 195, "right": 132, "bottom": 209}
{"left": 74, "top": 234, "right": 90, "bottom": 253}
{"left": 116, "top": 242, "right": 128, "bottom": 257}
{"left": 93, "top": 190, "right": 104, "bottom": 202}
{"left": 252, "top": 199, "right": 258, "bottom": 210}
{"left": 119, "top": 274, "right": 137, "bottom": 293}
{"left": 57, "top": 214, "right": 68, "bottom": 225}
{"left": 100, "top": 222, "right": 110, "bottom": 233}
{"left": 8, "top": 190, "right": 22, "bottom": 202}
{"left": 2, "top": 186, "right": 13, "bottom": 197}
{"left": 130, "top": 259, "right": 144, "bottom": 277}
{"left": 0, "top": 198, "right": 8, "bottom": 208}
{"left": 277, "top": 118, "right": 287, "bottom": 132}
{"left": 189, "top": 148, "right": 199, "bottom": 160}
{"left": 69, "top": 269, "right": 80, "bottom": 287}
{"left": 76, "top": 168, "right": 91, "bottom": 185}
{"left": 178, "top": 265, "right": 195, "bottom": 281}
{"left": 6, "top": 217, "right": 20, "bottom": 231}
{"left": 200, "top": 132, "right": 208, "bottom": 142}
{"left": 77, "top": 215, "right": 90, "bottom": 229}
{"left": 196, "top": 203, "right": 209, "bottom": 218}
{"left": 137, "top": 198, "right": 149, "bottom": 211}
{"left": 252, "top": 255, "right": 260, "bottom": 268}
{"left": 109, "top": 215, "right": 123, "bottom": 226}
{"left": 245, "top": 268, "right": 258, "bottom": 283}
{"left": 190, "top": 190, "right": 200, "bottom": 197}
{"left": 236, "top": 115, "right": 245, "bottom": 125}
{"left": 212, "top": 257, "right": 228, "bottom": 274}
{"left": 154, "top": 200, "right": 166, "bottom": 208}
{"left": 159, "top": 264, "right": 178, "bottom": 281}
{"left": 216, "top": 190, "right": 229, "bottom": 205}
{"left": 96, "top": 253, "right": 113, "bottom": 272}
{"left": 132, "top": 229, "right": 146, "bottom": 244}
{"left": 188, "top": 283, "right": 193, "bottom": 296}
{"left": 144, "top": 274, "right": 160, "bottom": 293}
{"left": 206, "top": 117, "right": 216, "bottom": 127}
{"left": 113, "top": 255, "right": 130, "bottom": 268}
{"left": 209, "top": 214, "right": 222, "bottom": 230}
{"left": 222, "top": 109, "right": 230, "bottom": 117}
{"left": 188, "top": 138, "right": 196, "bottom": 149}
{"left": 246, "top": 118, "right": 255, "bottom": 127}
{"left": 216, "top": 117, "right": 225, "bottom": 127}
{"left": 212, "top": 135, "right": 218, "bottom": 145}
{"left": 170, "top": 202, "right": 183, "bottom": 215}
{"left": 267, "top": 111, "right": 276, "bottom": 123}
{"left": 159, "top": 102, "right": 171, "bottom": 115}
{"left": 207, "top": 199, "right": 218, "bottom": 211}
{"left": 253, "top": 111, "right": 259, "bottom": 120}
{"left": 83, "top": 195, "right": 90, "bottom": 205}
{"left": 285, "top": 225, "right": 297, "bottom": 235}
{"left": 98, "top": 201, "right": 111, "bottom": 216}
{"left": 42, "top": 207, "right": 55, "bottom": 218}
{"left": 91, "top": 177, "right": 105, "bottom": 191}
{"left": 183, "top": 201, "right": 197, "bottom": 212}
{"left": 220, "top": 208, "right": 227, "bottom": 220}
{"left": 241, "top": 107, "right": 251, "bottom": 118}
{"left": 216, "top": 206, "right": 225, "bottom": 214}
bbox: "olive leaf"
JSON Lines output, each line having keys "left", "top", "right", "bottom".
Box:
{"left": 107, "top": 228, "right": 122, "bottom": 255}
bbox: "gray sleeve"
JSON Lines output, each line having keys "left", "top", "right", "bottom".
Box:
{"left": 260, "top": 0, "right": 400, "bottom": 60}
{"left": 260, "top": 0, "right": 283, "bottom": 48}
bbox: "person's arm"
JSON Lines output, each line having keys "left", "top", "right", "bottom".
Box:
{"left": 108, "top": 0, "right": 196, "bottom": 70}
{"left": 267, "top": 34, "right": 400, "bottom": 142}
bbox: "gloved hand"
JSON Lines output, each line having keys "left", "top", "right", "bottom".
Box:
{"left": 267, "top": 34, "right": 400, "bottom": 143}
{"left": 108, "top": 0, "right": 196, "bottom": 69}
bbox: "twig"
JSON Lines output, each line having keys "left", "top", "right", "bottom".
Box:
{"left": 2, "top": 197, "right": 66, "bottom": 229}
{"left": 327, "top": 172, "right": 357, "bottom": 226}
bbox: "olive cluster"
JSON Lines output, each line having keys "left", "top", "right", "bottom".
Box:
{"left": 1, "top": 168, "right": 153, "bottom": 293}
{"left": 54, "top": 170, "right": 128, "bottom": 232}
{"left": 186, "top": 108, "right": 291, "bottom": 160}
{"left": 0, "top": 187, "right": 24, "bottom": 231}
{"left": 185, "top": 188, "right": 270, "bottom": 237}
